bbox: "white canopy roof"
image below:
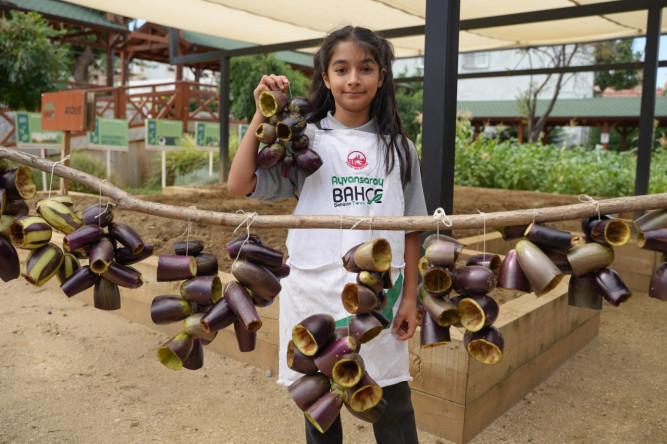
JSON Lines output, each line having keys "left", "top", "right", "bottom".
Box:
{"left": 64, "top": 0, "right": 667, "bottom": 57}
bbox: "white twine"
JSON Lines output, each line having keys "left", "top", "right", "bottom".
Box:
{"left": 48, "top": 155, "right": 70, "bottom": 197}
{"left": 350, "top": 210, "right": 374, "bottom": 233}
{"left": 478, "top": 210, "right": 487, "bottom": 256}
{"left": 433, "top": 207, "right": 453, "bottom": 236}
{"left": 578, "top": 194, "right": 601, "bottom": 221}
{"left": 232, "top": 210, "right": 258, "bottom": 265}
{"left": 183, "top": 206, "right": 198, "bottom": 255}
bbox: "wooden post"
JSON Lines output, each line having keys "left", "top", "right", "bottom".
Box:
{"left": 601, "top": 121, "right": 610, "bottom": 150}
{"left": 59, "top": 131, "right": 71, "bottom": 195}
{"left": 517, "top": 122, "right": 524, "bottom": 144}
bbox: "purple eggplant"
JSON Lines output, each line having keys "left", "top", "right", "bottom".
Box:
{"left": 515, "top": 239, "right": 564, "bottom": 296}
{"left": 291, "top": 133, "right": 310, "bottom": 151}
{"left": 255, "top": 123, "right": 277, "bottom": 144}
{"left": 102, "top": 261, "right": 143, "bottom": 289}
{"left": 151, "top": 295, "right": 193, "bottom": 325}
{"left": 348, "top": 314, "right": 383, "bottom": 344}
{"left": 346, "top": 397, "right": 387, "bottom": 424}
{"left": 313, "top": 335, "right": 358, "bottom": 377}
{"left": 234, "top": 318, "right": 257, "bottom": 352}
{"left": 193, "top": 252, "right": 218, "bottom": 276}
{"left": 231, "top": 259, "right": 282, "bottom": 301}
{"left": 226, "top": 234, "right": 263, "bottom": 253}
{"left": 199, "top": 297, "right": 236, "bottom": 333}
{"left": 89, "top": 236, "right": 114, "bottom": 274}
{"left": 331, "top": 352, "right": 365, "bottom": 388}
{"left": 295, "top": 148, "right": 323, "bottom": 177}
{"left": 345, "top": 372, "right": 383, "bottom": 413}
{"left": 463, "top": 326, "right": 504, "bottom": 365}
{"left": 183, "top": 337, "right": 204, "bottom": 370}
{"left": 264, "top": 262, "right": 291, "bottom": 280}
{"left": 450, "top": 265, "right": 496, "bottom": 295}
{"left": 420, "top": 310, "right": 451, "bottom": 348}
{"left": 568, "top": 274, "right": 602, "bottom": 309}
{"left": 63, "top": 224, "right": 104, "bottom": 252}
{"left": 256, "top": 142, "right": 286, "bottom": 169}
{"left": 541, "top": 246, "right": 573, "bottom": 274}
{"left": 35, "top": 198, "right": 82, "bottom": 234}
{"left": 93, "top": 277, "right": 121, "bottom": 311}
{"left": 419, "top": 289, "right": 460, "bottom": 327}
{"left": 81, "top": 203, "right": 114, "bottom": 227}
{"left": 227, "top": 242, "right": 283, "bottom": 269}
{"left": 648, "top": 262, "right": 667, "bottom": 301}
{"left": 288, "top": 96, "right": 313, "bottom": 116}
{"left": 21, "top": 242, "right": 64, "bottom": 286}
{"left": 258, "top": 90, "right": 288, "bottom": 117}
{"left": 224, "top": 281, "right": 262, "bottom": 333}
{"left": 589, "top": 218, "right": 630, "bottom": 247}
{"left": 633, "top": 209, "right": 667, "bottom": 233}
{"left": 0, "top": 235, "right": 20, "bottom": 282}
{"left": 281, "top": 153, "right": 295, "bottom": 180}
{"left": 593, "top": 268, "right": 631, "bottom": 306}
{"left": 370, "top": 309, "right": 391, "bottom": 328}
{"left": 424, "top": 241, "right": 460, "bottom": 268}
{"left": 567, "top": 242, "right": 614, "bottom": 277}
{"left": 458, "top": 294, "right": 499, "bottom": 332}
{"left": 495, "top": 224, "right": 529, "bottom": 241}
{"left": 421, "top": 233, "right": 463, "bottom": 251}
{"left": 496, "top": 249, "right": 531, "bottom": 293}
{"left": 115, "top": 242, "right": 154, "bottom": 265}
{"left": 422, "top": 266, "right": 453, "bottom": 296}
{"left": 173, "top": 239, "right": 204, "bottom": 256}
{"left": 305, "top": 390, "right": 344, "bottom": 434}
{"left": 179, "top": 275, "right": 222, "bottom": 306}
{"left": 183, "top": 312, "right": 218, "bottom": 344}
{"left": 524, "top": 222, "right": 573, "bottom": 253}
{"left": 157, "top": 254, "right": 197, "bottom": 282}
{"left": 581, "top": 215, "right": 612, "bottom": 239}
{"left": 466, "top": 253, "right": 502, "bottom": 279}
{"left": 636, "top": 228, "right": 667, "bottom": 254}
{"left": 289, "top": 373, "right": 331, "bottom": 411}
{"left": 276, "top": 112, "right": 307, "bottom": 141}
{"left": 157, "top": 332, "right": 194, "bottom": 371}
{"left": 108, "top": 222, "right": 144, "bottom": 255}
{"left": 292, "top": 313, "right": 336, "bottom": 357}
{"left": 350, "top": 238, "right": 392, "bottom": 273}
{"left": 61, "top": 265, "right": 99, "bottom": 297}
{"left": 341, "top": 283, "right": 378, "bottom": 315}
{"left": 287, "top": 340, "right": 319, "bottom": 374}
{"left": 0, "top": 165, "right": 36, "bottom": 200}
{"left": 10, "top": 215, "right": 52, "bottom": 250}
{"left": 356, "top": 270, "right": 384, "bottom": 294}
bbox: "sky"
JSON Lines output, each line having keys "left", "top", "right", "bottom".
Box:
{"left": 632, "top": 36, "right": 667, "bottom": 89}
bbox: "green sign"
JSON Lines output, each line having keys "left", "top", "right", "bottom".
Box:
{"left": 89, "top": 117, "right": 129, "bottom": 151}
{"left": 15, "top": 112, "right": 62, "bottom": 149}
{"left": 195, "top": 121, "right": 220, "bottom": 152}
{"left": 145, "top": 119, "right": 182, "bottom": 151}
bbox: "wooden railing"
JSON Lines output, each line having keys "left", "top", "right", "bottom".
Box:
{"left": 1, "top": 81, "right": 221, "bottom": 146}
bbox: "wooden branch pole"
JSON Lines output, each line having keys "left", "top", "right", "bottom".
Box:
{"left": 2, "top": 147, "right": 666, "bottom": 231}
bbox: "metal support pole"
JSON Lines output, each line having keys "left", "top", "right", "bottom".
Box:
{"left": 219, "top": 57, "right": 231, "bottom": 183}
{"left": 635, "top": 6, "right": 662, "bottom": 196}
{"left": 421, "top": 0, "right": 460, "bottom": 216}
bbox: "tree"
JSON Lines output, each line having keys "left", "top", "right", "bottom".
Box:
{"left": 0, "top": 11, "right": 72, "bottom": 111}
{"left": 516, "top": 44, "right": 580, "bottom": 142}
{"left": 229, "top": 54, "right": 310, "bottom": 123}
{"left": 594, "top": 39, "right": 641, "bottom": 94}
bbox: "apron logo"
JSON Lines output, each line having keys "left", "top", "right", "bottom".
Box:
{"left": 367, "top": 193, "right": 383, "bottom": 204}
{"left": 346, "top": 151, "right": 368, "bottom": 170}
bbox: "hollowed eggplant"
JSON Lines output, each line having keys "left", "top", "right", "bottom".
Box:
{"left": 292, "top": 313, "right": 336, "bottom": 357}
{"left": 567, "top": 274, "right": 602, "bottom": 310}
{"left": 173, "top": 239, "right": 204, "bottom": 256}
{"left": 108, "top": 222, "right": 144, "bottom": 255}
{"left": 224, "top": 281, "right": 262, "bottom": 333}
{"left": 589, "top": 218, "right": 631, "bottom": 247}
{"left": 157, "top": 332, "right": 194, "bottom": 371}
{"left": 151, "top": 295, "right": 193, "bottom": 325}
{"left": 593, "top": 268, "right": 631, "bottom": 306}
{"left": 305, "top": 390, "right": 344, "bottom": 434}
{"left": 258, "top": 90, "right": 288, "bottom": 117}
{"left": 93, "top": 277, "right": 121, "bottom": 311}
{"left": 287, "top": 340, "right": 319, "bottom": 374}
{"left": 515, "top": 239, "right": 564, "bottom": 296}
{"left": 313, "top": 335, "right": 358, "bottom": 377}
{"left": 199, "top": 297, "right": 236, "bottom": 333}
{"left": 341, "top": 283, "right": 378, "bottom": 315}
{"left": 331, "top": 352, "right": 365, "bottom": 388}
{"left": 21, "top": 242, "right": 64, "bottom": 286}
{"left": 424, "top": 241, "right": 460, "bottom": 268}
{"left": 567, "top": 242, "right": 614, "bottom": 277}
{"left": 348, "top": 314, "right": 383, "bottom": 344}
{"left": 648, "top": 262, "right": 667, "bottom": 301}
{"left": 256, "top": 142, "right": 286, "bottom": 169}
{"left": 458, "top": 294, "right": 499, "bottom": 332}
{"left": 419, "top": 310, "right": 451, "bottom": 348}
{"left": 465, "top": 253, "right": 502, "bottom": 280}
{"left": 157, "top": 254, "right": 197, "bottom": 281}
{"left": 450, "top": 265, "right": 496, "bottom": 295}
{"left": 289, "top": 373, "right": 331, "bottom": 411}
{"left": 463, "top": 326, "right": 504, "bottom": 365}
{"left": 636, "top": 228, "right": 667, "bottom": 254}
{"left": 180, "top": 275, "right": 222, "bottom": 305}
{"left": 496, "top": 249, "right": 531, "bottom": 293}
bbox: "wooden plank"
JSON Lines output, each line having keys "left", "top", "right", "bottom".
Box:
{"left": 462, "top": 314, "right": 600, "bottom": 443}
{"left": 410, "top": 389, "right": 466, "bottom": 444}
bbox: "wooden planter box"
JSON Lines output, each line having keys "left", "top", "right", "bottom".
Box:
{"left": 23, "top": 230, "right": 657, "bottom": 443}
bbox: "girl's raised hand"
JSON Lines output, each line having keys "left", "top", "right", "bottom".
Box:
{"left": 253, "top": 74, "right": 290, "bottom": 113}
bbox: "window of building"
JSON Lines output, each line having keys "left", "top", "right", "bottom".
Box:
{"left": 462, "top": 52, "right": 490, "bottom": 70}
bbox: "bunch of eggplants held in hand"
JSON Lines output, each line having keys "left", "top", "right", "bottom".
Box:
{"left": 152, "top": 234, "right": 289, "bottom": 371}
{"left": 287, "top": 238, "right": 396, "bottom": 433}
{"left": 255, "top": 90, "right": 322, "bottom": 179}
{"left": 417, "top": 233, "right": 504, "bottom": 365}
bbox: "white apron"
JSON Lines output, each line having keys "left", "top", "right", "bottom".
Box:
{"left": 277, "top": 124, "right": 410, "bottom": 387}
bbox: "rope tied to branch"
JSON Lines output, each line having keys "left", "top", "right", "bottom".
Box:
{"left": 350, "top": 210, "right": 374, "bottom": 233}
{"left": 578, "top": 194, "right": 601, "bottom": 221}
{"left": 95, "top": 179, "right": 115, "bottom": 226}
{"left": 478, "top": 210, "right": 487, "bottom": 257}
{"left": 433, "top": 207, "right": 453, "bottom": 237}
{"left": 176, "top": 206, "right": 198, "bottom": 255}
{"left": 48, "top": 155, "right": 70, "bottom": 197}
{"left": 231, "top": 210, "right": 259, "bottom": 267}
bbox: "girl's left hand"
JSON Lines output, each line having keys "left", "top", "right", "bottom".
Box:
{"left": 392, "top": 300, "right": 417, "bottom": 341}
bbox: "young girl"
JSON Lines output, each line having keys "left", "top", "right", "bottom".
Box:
{"left": 228, "top": 26, "right": 427, "bottom": 444}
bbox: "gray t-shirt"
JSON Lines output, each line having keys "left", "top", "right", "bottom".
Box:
{"left": 251, "top": 112, "right": 427, "bottom": 218}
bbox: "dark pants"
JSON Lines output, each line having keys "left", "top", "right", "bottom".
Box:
{"left": 304, "top": 381, "right": 418, "bottom": 444}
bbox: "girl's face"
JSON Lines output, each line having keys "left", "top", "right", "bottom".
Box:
{"left": 322, "top": 40, "right": 385, "bottom": 125}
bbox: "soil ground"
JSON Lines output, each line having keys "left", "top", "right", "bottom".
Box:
{"left": 0, "top": 185, "right": 665, "bottom": 443}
